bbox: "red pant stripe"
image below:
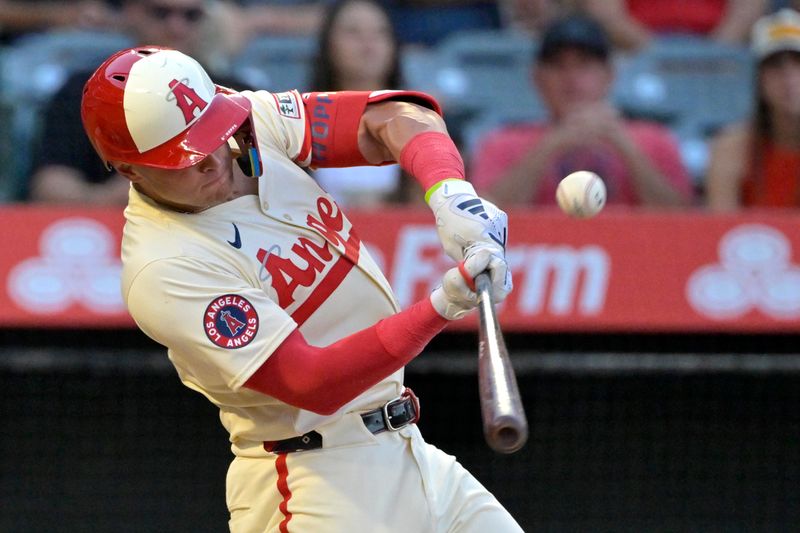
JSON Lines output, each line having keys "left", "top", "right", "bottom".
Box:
{"left": 275, "top": 454, "right": 293, "bottom": 532}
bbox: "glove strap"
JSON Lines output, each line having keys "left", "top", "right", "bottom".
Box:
{"left": 457, "top": 261, "right": 477, "bottom": 292}
{"left": 425, "top": 179, "right": 478, "bottom": 211}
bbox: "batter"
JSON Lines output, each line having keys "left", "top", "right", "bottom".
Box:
{"left": 81, "top": 46, "right": 521, "bottom": 532}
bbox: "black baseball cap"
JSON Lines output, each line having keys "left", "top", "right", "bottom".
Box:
{"left": 537, "top": 14, "right": 611, "bottom": 62}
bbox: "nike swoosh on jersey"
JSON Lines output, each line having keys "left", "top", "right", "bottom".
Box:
{"left": 227, "top": 223, "right": 242, "bottom": 249}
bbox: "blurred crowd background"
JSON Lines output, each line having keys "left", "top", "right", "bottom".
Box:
{"left": 1, "top": 0, "right": 800, "bottom": 211}
{"left": 4, "top": 2, "right": 800, "bottom": 532}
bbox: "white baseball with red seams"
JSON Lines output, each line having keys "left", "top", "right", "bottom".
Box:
{"left": 556, "top": 170, "right": 607, "bottom": 218}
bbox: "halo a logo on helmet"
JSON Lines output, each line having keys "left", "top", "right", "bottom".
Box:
{"left": 204, "top": 294, "right": 259, "bottom": 349}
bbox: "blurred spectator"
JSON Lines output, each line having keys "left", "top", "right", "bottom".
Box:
{"left": 27, "top": 0, "right": 243, "bottom": 204}
{"left": 202, "top": 1, "right": 325, "bottom": 66}
{"left": 0, "top": 0, "right": 114, "bottom": 43}
{"left": 470, "top": 14, "right": 693, "bottom": 208}
{"left": 580, "top": 0, "right": 768, "bottom": 52}
{"left": 309, "top": 0, "right": 413, "bottom": 207}
{"left": 378, "top": 0, "right": 501, "bottom": 47}
{"left": 707, "top": 8, "right": 800, "bottom": 209}
{"left": 498, "top": 0, "right": 577, "bottom": 37}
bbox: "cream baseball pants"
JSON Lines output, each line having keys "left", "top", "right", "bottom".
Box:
{"left": 226, "top": 424, "right": 524, "bottom": 532}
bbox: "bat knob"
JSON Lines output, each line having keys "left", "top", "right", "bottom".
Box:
{"left": 486, "top": 416, "right": 529, "bottom": 454}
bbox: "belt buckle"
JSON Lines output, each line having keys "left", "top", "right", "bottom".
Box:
{"left": 382, "top": 388, "right": 420, "bottom": 431}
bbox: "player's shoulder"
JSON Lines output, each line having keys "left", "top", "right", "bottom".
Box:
{"left": 122, "top": 197, "right": 214, "bottom": 287}
{"left": 243, "top": 89, "right": 305, "bottom": 121}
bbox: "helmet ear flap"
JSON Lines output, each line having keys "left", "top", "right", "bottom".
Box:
{"left": 232, "top": 119, "right": 263, "bottom": 178}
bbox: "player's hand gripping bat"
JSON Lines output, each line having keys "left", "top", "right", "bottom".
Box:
{"left": 475, "top": 272, "right": 528, "bottom": 454}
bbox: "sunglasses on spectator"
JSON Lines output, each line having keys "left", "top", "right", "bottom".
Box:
{"left": 146, "top": 4, "right": 206, "bottom": 23}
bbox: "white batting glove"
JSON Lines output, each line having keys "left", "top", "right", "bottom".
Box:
{"left": 430, "top": 243, "right": 512, "bottom": 320}
{"left": 427, "top": 179, "right": 508, "bottom": 262}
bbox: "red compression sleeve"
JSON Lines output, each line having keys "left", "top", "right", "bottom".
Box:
{"left": 399, "top": 131, "right": 465, "bottom": 191}
{"left": 244, "top": 298, "right": 448, "bottom": 415}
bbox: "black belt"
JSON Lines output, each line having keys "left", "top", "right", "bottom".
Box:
{"left": 263, "top": 388, "right": 420, "bottom": 454}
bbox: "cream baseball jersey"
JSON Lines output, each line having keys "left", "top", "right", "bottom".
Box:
{"left": 121, "top": 88, "right": 432, "bottom": 451}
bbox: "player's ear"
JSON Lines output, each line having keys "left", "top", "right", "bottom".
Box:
{"left": 114, "top": 163, "right": 141, "bottom": 183}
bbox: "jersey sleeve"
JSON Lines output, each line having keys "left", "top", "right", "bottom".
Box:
{"left": 301, "top": 90, "right": 442, "bottom": 168}
{"left": 244, "top": 89, "right": 312, "bottom": 164}
{"left": 125, "top": 256, "right": 297, "bottom": 392}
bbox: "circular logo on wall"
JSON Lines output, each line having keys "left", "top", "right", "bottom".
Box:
{"left": 686, "top": 224, "right": 800, "bottom": 320}
{"left": 204, "top": 294, "right": 259, "bottom": 349}
{"left": 7, "top": 217, "right": 124, "bottom": 314}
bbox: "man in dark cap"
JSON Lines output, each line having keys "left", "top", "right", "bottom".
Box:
{"left": 471, "top": 14, "right": 693, "bottom": 207}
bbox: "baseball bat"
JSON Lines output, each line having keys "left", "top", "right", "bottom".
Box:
{"left": 475, "top": 272, "right": 528, "bottom": 454}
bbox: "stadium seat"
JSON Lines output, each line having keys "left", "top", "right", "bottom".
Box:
{"left": 0, "top": 74, "right": 20, "bottom": 202}
{"left": 0, "top": 30, "right": 133, "bottom": 202}
{"left": 612, "top": 35, "right": 755, "bottom": 135}
{"left": 402, "top": 29, "right": 546, "bottom": 123}
{"left": 0, "top": 30, "right": 133, "bottom": 105}
{"left": 229, "top": 35, "right": 317, "bottom": 92}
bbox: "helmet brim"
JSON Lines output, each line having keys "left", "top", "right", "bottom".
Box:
{"left": 124, "top": 90, "right": 252, "bottom": 170}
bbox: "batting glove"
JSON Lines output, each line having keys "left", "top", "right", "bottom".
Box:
{"left": 430, "top": 243, "right": 512, "bottom": 320}
{"left": 427, "top": 179, "right": 508, "bottom": 262}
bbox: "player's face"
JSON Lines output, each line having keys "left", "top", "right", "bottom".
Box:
{"left": 329, "top": 0, "right": 396, "bottom": 88}
{"left": 118, "top": 142, "right": 254, "bottom": 213}
{"left": 760, "top": 51, "right": 800, "bottom": 118}
{"left": 534, "top": 48, "right": 613, "bottom": 119}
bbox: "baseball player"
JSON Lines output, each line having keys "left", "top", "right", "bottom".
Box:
{"left": 81, "top": 46, "right": 521, "bottom": 532}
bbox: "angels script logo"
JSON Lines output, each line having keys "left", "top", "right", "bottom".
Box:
{"left": 686, "top": 224, "right": 800, "bottom": 319}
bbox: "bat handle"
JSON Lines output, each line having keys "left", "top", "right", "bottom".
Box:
{"left": 475, "top": 272, "right": 529, "bottom": 454}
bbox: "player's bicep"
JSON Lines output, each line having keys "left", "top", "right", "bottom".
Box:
{"left": 126, "top": 257, "right": 296, "bottom": 391}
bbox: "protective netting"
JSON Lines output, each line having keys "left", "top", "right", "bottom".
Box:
{"left": 2, "top": 348, "right": 800, "bottom": 532}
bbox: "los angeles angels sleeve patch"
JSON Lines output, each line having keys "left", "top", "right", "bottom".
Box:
{"left": 204, "top": 294, "right": 259, "bottom": 349}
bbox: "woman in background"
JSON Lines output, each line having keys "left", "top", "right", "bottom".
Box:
{"left": 310, "top": 0, "right": 413, "bottom": 207}
{"left": 706, "top": 8, "right": 800, "bottom": 209}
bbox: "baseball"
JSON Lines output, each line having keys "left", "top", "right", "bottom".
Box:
{"left": 556, "top": 171, "right": 607, "bottom": 218}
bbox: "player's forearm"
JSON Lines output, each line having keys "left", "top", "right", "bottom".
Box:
{"left": 360, "top": 101, "right": 448, "bottom": 163}
{"left": 374, "top": 103, "right": 449, "bottom": 151}
{"left": 244, "top": 298, "right": 448, "bottom": 415}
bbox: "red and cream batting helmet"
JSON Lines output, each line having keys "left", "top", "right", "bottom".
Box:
{"left": 81, "top": 46, "right": 254, "bottom": 170}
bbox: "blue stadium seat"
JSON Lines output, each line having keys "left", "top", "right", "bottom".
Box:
{"left": 402, "top": 29, "right": 545, "bottom": 122}
{"left": 611, "top": 35, "right": 756, "bottom": 185}
{"left": 229, "top": 35, "right": 317, "bottom": 92}
{"left": 0, "top": 30, "right": 133, "bottom": 202}
{"left": 612, "top": 35, "right": 755, "bottom": 135}
{"left": 0, "top": 30, "right": 133, "bottom": 104}
{"left": 0, "top": 50, "right": 19, "bottom": 202}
